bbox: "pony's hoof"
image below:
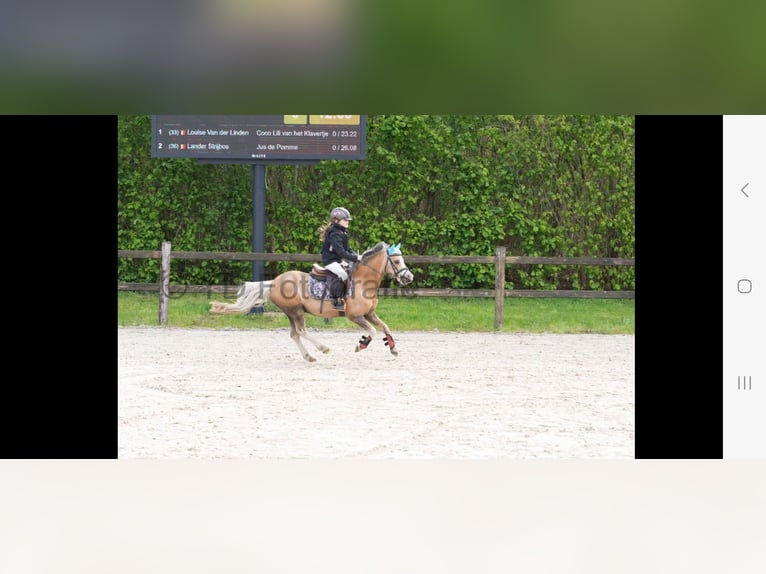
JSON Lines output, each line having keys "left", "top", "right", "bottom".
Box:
{"left": 321, "top": 348, "right": 331, "bottom": 354}
{"left": 305, "top": 355, "right": 317, "bottom": 362}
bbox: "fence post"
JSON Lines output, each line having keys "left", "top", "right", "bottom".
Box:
{"left": 159, "top": 241, "right": 171, "bottom": 325}
{"left": 494, "top": 245, "right": 506, "bottom": 329}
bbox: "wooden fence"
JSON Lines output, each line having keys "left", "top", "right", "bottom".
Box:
{"left": 118, "top": 242, "right": 635, "bottom": 327}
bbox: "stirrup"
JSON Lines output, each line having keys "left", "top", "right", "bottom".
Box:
{"left": 333, "top": 298, "right": 345, "bottom": 309}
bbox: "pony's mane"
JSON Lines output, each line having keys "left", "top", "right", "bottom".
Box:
{"left": 361, "top": 242, "right": 387, "bottom": 258}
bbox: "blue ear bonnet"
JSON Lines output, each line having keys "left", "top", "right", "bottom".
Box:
{"left": 387, "top": 242, "right": 402, "bottom": 255}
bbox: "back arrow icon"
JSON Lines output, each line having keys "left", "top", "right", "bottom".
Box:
{"left": 741, "top": 183, "right": 750, "bottom": 197}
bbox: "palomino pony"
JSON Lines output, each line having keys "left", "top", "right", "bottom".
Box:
{"left": 209, "top": 242, "right": 414, "bottom": 362}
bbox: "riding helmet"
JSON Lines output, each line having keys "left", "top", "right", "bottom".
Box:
{"left": 331, "top": 207, "right": 352, "bottom": 221}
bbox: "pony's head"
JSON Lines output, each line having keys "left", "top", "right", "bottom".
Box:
{"left": 385, "top": 242, "right": 413, "bottom": 285}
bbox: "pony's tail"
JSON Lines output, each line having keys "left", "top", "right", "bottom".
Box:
{"left": 209, "top": 281, "right": 273, "bottom": 314}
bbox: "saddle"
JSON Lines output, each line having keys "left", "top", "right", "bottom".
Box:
{"left": 309, "top": 263, "right": 332, "bottom": 280}
{"left": 308, "top": 263, "right": 354, "bottom": 307}
{"left": 310, "top": 261, "right": 355, "bottom": 281}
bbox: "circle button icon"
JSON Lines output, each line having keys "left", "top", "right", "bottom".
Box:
{"left": 737, "top": 279, "right": 752, "bottom": 294}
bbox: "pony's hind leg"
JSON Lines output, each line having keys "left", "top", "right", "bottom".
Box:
{"left": 365, "top": 311, "right": 398, "bottom": 355}
{"left": 286, "top": 311, "right": 318, "bottom": 362}
{"left": 300, "top": 329, "right": 331, "bottom": 355}
{"left": 286, "top": 308, "right": 329, "bottom": 362}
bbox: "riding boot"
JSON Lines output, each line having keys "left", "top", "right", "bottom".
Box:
{"left": 333, "top": 297, "right": 344, "bottom": 309}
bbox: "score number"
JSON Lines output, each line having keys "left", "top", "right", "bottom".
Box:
{"left": 331, "top": 130, "right": 359, "bottom": 137}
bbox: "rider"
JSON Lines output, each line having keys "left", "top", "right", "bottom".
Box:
{"left": 318, "top": 206, "right": 362, "bottom": 309}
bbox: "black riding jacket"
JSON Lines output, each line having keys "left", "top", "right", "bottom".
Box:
{"left": 321, "top": 223, "right": 357, "bottom": 265}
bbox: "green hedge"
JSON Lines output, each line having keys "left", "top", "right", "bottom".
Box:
{"left": 118, "top": 115, "right": 634, "bottom": 290}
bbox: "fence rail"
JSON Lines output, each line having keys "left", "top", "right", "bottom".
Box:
{"left": 118, "top": 243, "right": 635, "bottom": 326}
{"left": 118, "top": 249, "right": 635, "bottom": 267}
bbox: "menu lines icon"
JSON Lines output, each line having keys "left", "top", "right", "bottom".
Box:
{"left": 737, "top": 375, "right": 752, "bottom": 390}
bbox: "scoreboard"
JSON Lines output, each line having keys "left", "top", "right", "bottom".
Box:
{"left": 151, "top": 115, "right": 366, "bottom": 161}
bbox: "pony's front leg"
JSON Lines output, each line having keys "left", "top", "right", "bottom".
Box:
{"left": 365, "top": 311, "right": 398, "bottom": 356}
{"left": 347, "top": 316, "right": 376, "bottom": 353}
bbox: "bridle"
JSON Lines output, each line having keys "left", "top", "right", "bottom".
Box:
{"left": 357, "top": 246, "right": 410, "bottom": 283}
{"left": 385, "top": 253, "right": 411, "bottom": 282}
